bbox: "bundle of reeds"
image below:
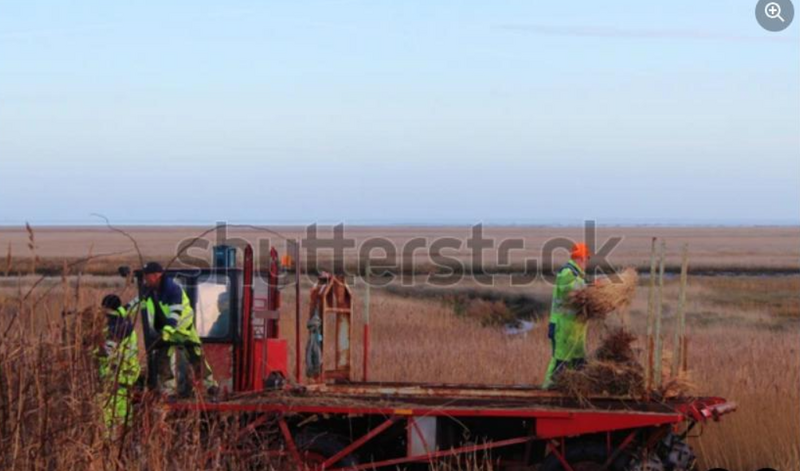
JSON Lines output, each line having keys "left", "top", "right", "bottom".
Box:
{"left": 593, "top": 327, "right": 638, "bottom": 363}
{"left": 554, "top": 328, "right": 696, "bottom": 399}
{"left": 554, "top": 328, "right": 645, "bottom": 397}
{"left": 570, "top": 267, "right": 638, "bottom": 320}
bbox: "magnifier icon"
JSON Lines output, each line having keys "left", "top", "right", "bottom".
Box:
{"left": 765, "top": 2, "right": 786, "bottom": 21}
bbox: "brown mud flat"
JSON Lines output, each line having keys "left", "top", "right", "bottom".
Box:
{"left": 1, "top": 225, "right": 798, "bottom": 276}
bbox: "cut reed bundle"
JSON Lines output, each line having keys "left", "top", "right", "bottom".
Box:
{"left": 570, "top": 267, "right": 638, "bottom": 320}
{"left": 554, "top": 328, "right": 645, "bottom": 397}
{"left": 554, "top": 328, "right": 696, "bottom": 399}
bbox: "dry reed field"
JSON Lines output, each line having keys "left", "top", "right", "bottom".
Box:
{"left": 1, "top": 225, "right": 799, "bottom": 275}
{"left": 0, "top": 275, "right": 315, "bottom": 470}
{"left": 0, "top": 226, "right": 798, "bottom": 470}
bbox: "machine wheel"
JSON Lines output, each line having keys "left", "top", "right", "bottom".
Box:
{"left": 294, "top": 429, "right": 359, "bottom": 469}
{"left": 539, "top": 442, "right": 627, "bottom": 471}
{"left": 657, "top": 432, "right": 696, "bottom": 471}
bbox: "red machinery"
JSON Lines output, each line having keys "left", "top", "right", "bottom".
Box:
{"left": 136, "top": 244, "right": 287, "bottom": 394}
{"left": 156, "top": 245, "right": 736, "bottom": 470}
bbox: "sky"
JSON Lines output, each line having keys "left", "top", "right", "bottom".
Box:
{"left": 1, "top": 0, "right": 799, "bottom": 226}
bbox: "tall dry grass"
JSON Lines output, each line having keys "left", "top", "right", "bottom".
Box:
{"left": 0, "top": 276, "right": 288, "bottom": 470}
{"left": 1, "top": 264, "right": 797, "bottom": 469}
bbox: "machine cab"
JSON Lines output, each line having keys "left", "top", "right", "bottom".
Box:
{"left": 131, "top": 245, "right": 286, "bottom": 394}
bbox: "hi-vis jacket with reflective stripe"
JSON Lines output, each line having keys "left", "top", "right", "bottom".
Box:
{"left": 99, "top": 306, "right": 141, "bottom": 387}
{"left": 549, "top": 259, "right": 586, "bottom": 322}
{"left": 137, "top": 276, "right": 201, "bottom": 345}
{"left": 548, "top": 259, "right": 588, "bottom": 361}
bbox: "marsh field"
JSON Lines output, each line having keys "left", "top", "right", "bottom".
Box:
{"left": 0, "top": 225, "right": 798, "bottom": 470}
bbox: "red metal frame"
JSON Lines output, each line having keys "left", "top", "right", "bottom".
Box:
{"left": 323, "top": 416, "right": 398, "bottom": 468}
{"left": 234, "top": 245, "right": 255, "bottom": 391}
{"left": 170, "top": 393, "right": 735, "bottom": 469}
{"left": 546, "top": 439, "right": 572, "bottom": 471}
{"left": 169, "top": 243, "right": 736, "bottom": 470}
{"left": 294, "top": 241, "right": 301, "bottom": 384}
{"left": 171, "top": 396, "right": 733, "bottom": 421}
{"left": 338, "top": 435, "right": 534, "bottom": 471}
{"left": 279, "top": 417, "right": 302, "bottom": 465}
{"left": 264, "top": 415, "right": 536, "bottom": 471}
{"left": 535, "top": 409, "right": 681, "bottom": 439}
{"left": 543, "top": 429, "right": 641, "bottom": 471}
{"left": 407, "top": 417, "right": 432, "bottom": 456}
{"left": 602, "top": 430, "right": 637, "bottom": 470}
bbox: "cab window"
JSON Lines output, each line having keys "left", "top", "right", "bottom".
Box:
{"left": 195, "top": 275, "right": 232, "bottom": 339}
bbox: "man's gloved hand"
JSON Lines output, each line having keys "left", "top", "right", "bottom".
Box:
{"left": 124, "top": 296, "right": 142, "bottom": 311}
{"left": 161, "top": 325, "right": 176, "bottom": 342}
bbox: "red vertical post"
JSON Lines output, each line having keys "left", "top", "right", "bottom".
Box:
{"left": 294, "top": 240, "right": 302, "bottom": 384}
{"left": 362, "top": 260, "right": 370, "bottom": 382}
{"left": 239, "top": 244, "right": 254, "bottom": 391}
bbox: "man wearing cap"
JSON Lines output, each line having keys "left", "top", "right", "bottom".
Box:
{"left": 97, "top": 294, "right": 140, "bottom": 436}
{"left": 542, "top": 242, "right": 591, "bottom": 389}
{"left": 136, "top": 262, "right": 217, "bottom": 397}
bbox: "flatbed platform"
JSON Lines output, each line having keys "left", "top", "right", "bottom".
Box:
{"left": 172, "top": 381, "right": 732, "bottom": 422}
{"left": 166, "top": 381, "right": 734, "bottom": 469}
{"left": 147, "top": 256, "right": 737, "bottom": 469}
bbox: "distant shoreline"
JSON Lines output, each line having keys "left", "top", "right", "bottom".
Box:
{"left": 2, "top": 226, "right": 797, "bottom": 273}
{"left": 2, "top": 222, "right": 799, "bottom": 229}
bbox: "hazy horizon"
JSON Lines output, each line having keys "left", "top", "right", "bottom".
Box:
{"left": 1, "top": 218, "right": 799, "bottom": 228}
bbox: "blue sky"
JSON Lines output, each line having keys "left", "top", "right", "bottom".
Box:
{"left": 1, "top": 1, "right": 798, "bottom": 225}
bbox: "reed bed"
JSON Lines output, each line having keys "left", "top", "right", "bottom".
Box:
{"left": 0, "top": 245, "right": 797, "bottom": 470}
{"left": 0, "top": 280, "right": 283, "bottom": 470}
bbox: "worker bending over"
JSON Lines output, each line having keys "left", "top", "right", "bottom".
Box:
{"left": 542, "top": 243, "right": 591, "bottom": 389}
{"left": 97, "top": 294, "right": 141, "bottom": 436}
{"left": 135, "top": 262, "right": 218, "bottom": 398}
